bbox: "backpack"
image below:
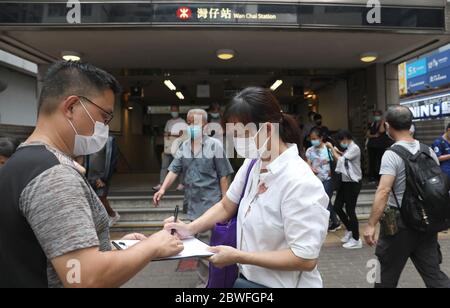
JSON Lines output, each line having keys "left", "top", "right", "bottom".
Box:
{"left": 389, "top": 144, "right": 450, "bottom": 233}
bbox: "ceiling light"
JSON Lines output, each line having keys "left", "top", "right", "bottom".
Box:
{"left": 360, "top": 52, "right": 378, "bottom": 63}
{"left": 176, "top": 91, "right": 185, "bottom": 100}
{"left": 270, "top": 80, "right": 283, "bottom": 91}
{"left": 217, "top": 49, "right": 235, "bottom": 61}
{"left": 61, "top": 51, "right": 81, "bottom": 62}
{"left": 164, "top": 80, "right": 177, "bottom": 91}
{"left": 128, "top": 106, "right": 133, "bottom": 110}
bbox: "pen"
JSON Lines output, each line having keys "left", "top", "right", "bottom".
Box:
{"left": 171, "top": 205, "right": 179, "bottom": 235}
{"left": 112, "top": 241, "right": 123, "bottom": 250}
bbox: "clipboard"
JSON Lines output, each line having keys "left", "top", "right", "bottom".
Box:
{"left": 111, "top": 238, "right": 214, "bottom": 261}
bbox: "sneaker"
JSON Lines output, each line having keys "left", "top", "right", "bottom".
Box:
{"left": 343, "top": 238, "right": 363, "bottom": 250}
{"left": 152, "top": 184, "right": 162, "bottom": 191}
{"left": 341, "top": 231, "right": 353, "bottom": 243}
{"left": 328, "top": 223, "right": 342, "bottom": 233}
{"left": 176, "top": 184, "right": 185, "bottom": 191}
{"left": 109, "top": 212, "right": 121, "bottom": 227}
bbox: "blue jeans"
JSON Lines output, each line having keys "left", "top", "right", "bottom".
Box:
{"left": 322, "top": 179, "right": 339, "bottom": 226}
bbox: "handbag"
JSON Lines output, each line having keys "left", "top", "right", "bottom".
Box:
{"left": 206, "top": 159, "right": 257, "bottom": 288}
{"left": 327, "top": 148, "right": 341, "bottom": 191}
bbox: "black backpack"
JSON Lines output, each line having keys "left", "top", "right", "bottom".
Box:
{"left": 389, "top": 144, "right": 450, "bottom": 233}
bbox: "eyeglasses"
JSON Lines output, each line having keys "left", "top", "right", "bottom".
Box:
{"left": 78, "top": 96, "right": 114, "bottom": 125}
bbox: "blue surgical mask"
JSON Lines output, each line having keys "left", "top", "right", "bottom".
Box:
{"left": 188, "top": 125, "right": 202, "bottom": 140}
{"left": 171, "top": 112, "right": 179, "bottom": 118}
{"left": 210, "top": 113, "right": 220, "bottom": 119}
{"left": 340, "top": 143, "right": 349, "bottom": 150}
{"left": 311, "top": 140, "right": 321, "bottom": 147}
{"left": 373, "top": 116, "right": 382, "bottom": 122}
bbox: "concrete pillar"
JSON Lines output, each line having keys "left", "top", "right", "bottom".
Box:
{"left": 384, "top": 63, "right": 400, "bottom": 108}
{"left": 366, "top": 63, "right": 387, "bottom": 112}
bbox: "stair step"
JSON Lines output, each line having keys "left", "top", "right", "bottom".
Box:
{"left": 116, "top": 207, "right": 188, "bottom": 222}
{"left": 109, "top": 195, "right": 184, "bottom": 209}
{"left": 110, "top": 221, "right": 166, "bottom": 233}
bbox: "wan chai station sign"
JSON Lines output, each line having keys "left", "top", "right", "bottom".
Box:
{"left": 0, "top": 1, "right": 445, "bottom": 31}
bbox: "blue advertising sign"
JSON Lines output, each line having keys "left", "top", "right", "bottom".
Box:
{"left": 406, "top": 58, "right": 427, "bottom": 79}
{"left": 429, "top": 66, "right": 450, "bottom": 88}
{"left": 427, "top": 49, "right": 450, "bottom": 73}
{"left": 401, "top": 91, "right": 450, "bottom": 120}
{"left": 407, "top": 75, "right": 428, "bottom": 93}
{"left": 403, "top": 47, "right": 450, "bottom": 95}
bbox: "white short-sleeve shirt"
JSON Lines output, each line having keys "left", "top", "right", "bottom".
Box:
{"left": 226, "top": 144, "right": 330, "bottom": 288}
{"left": 164, "top": 117, "right": 187, "bottom": 134}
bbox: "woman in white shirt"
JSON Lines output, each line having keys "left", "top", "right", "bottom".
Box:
{"left": 165, "top": 87, "right": 330, "bottom": 288}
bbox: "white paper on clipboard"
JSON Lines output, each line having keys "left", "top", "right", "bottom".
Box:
{"left": 111, "top": 238, "right": 214, "bottom": 260}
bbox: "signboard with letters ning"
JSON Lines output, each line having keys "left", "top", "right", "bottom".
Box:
{"left": 401, "top": 91, "right": 450, "bottom": 120}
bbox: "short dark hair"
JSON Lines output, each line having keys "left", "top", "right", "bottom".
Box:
{"left": 0, "top": 137, "right": 18, "bottom": 158}
{"left": 447, "top": 123, "right": 450, "bottom": 130}
{"left": 385, "top": 106, "right": 413, "bottom": 131}
{"left": 210, "top": 102, "right": 220, "bottom": 109}
{"left": 335, "top": 130, "right": 353, "bottom": 142}
{"left": 313, "top": 113, "right": 323, "bottom": 121}
{"left": 38, "top": 61, "right": 121, "bottom": 115}
{"left": 310, "top": 127, "right": 326, "bottom": 139}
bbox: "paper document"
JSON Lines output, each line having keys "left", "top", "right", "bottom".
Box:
{"left": 111, "top": 238, "right": 214, "bottom": 260}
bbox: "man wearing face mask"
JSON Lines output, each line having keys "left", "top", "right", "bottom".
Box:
{"left": 0, "top": 61, "right": 183, "bottom": 288}
{"left": 153, "top": 104, "right": 187, "bottom": 192}
{"left": 432, "top": 123, "right": 450, "bottom": 181}
{"left": 364, "top": 106, "right": 450, "bottom": 288}
{"left": 207, "top": 102, "right": 224, "bottom": 141}
{"left": 153, "top": 109, "right": 234, "bottom": 221}
{"left": 208, "top": 102, "right": 222, "bottom": 124}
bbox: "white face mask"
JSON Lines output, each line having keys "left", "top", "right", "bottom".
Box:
{"left": 68, "top": 101, "right": 109, "bottom": 156}
{"left": 233, "top": 124, "right": 269, "bottom": 159}
{"left": 385, "top": 123, "right": 394, "bottom": 141}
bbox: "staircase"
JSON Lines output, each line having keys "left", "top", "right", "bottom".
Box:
{"left": 109, "top": 191, "right": 187, "bottom": 233}
{"left": 352, "top": 188, "right": 376, "bottom": 219}
{"left": 109, "top": 187, "right": 377, "bottom": 234}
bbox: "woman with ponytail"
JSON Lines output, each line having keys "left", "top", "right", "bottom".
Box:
{"left": 164, "top": 87, "right": 330, "bottom": 288}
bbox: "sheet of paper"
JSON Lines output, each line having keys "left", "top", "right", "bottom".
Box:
{"left": 159, "top": 237, "right": 214, "bottom": 260}
{"left": 111, "top": 238, "right": 214, "bottom": 260}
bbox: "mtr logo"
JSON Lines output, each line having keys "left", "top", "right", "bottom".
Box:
{"left": 176, "top": 7, "right": 192, "bottom": 20}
